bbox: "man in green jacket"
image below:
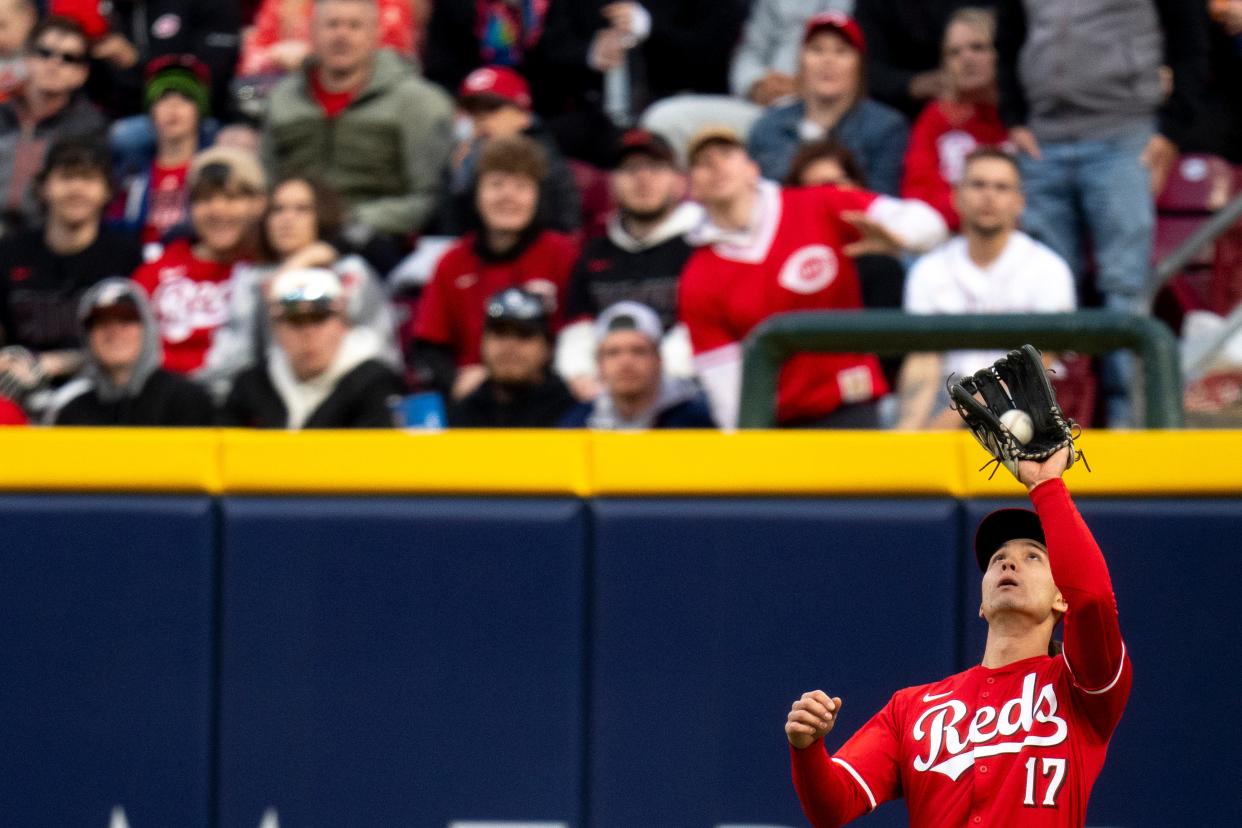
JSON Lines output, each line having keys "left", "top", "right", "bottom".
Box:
{"left": 262, "top": 0, "right": 454, "bottom": 262}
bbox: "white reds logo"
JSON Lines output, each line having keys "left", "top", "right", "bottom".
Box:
{"left": 464, "top": 68, "right": 497, "bottom": 92}
{"left": 911, "top": 672, "right": 1068, "bottom": 781}
{"left": 152, "top": 268, "right": 232, "bottom": 343}
{"left": 936, "top": 130, "right": 979, "bottom": 184}
{"left": 777, "top": 245, "right": 838, "bottom": 295}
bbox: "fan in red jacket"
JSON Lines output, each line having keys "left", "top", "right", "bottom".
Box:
{"left": 132, "top": 146, "right": 265, "bottom": 375}
{"left": 412, "top": 135, "right": 579, "bottom": 401}
{"left": 785, "top": 448, "right": 1129, "bottom": 827}
{"left": 679, "top": 127, "right": 946, "bottom": 428}
{"left": 900, "top": 8, "right": 1009, "bottom": 230}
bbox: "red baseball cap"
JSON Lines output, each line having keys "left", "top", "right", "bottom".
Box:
{"left": 803, "top": 12, "right": 866, "bottom": 54}
{"left": 458, "top": 66, "right": 532, "bottom": 111}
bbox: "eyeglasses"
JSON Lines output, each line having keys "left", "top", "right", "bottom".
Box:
{"left": 34, "top": 46, "right": 89, "bottom": 66}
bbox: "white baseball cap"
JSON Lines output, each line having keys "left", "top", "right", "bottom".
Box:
{"left": 268, "top": 267, "right": 344, "bottom": 319}
{"left": 595, "top": 301, "right": 663, "bottom": 346}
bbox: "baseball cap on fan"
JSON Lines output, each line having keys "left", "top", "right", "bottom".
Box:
{"left": 613, "top": 128, "right": 677, "bottom": 169}
{"left": 686, "top": 124, "right": 746, "bottom": 166}
{"left": 458, "top": 66, "right": 533, "bottom": 112}
{"left": 80, "top": 280, "right": 142, "bottom": 327}
{"left": 973, "top": 508, "right": 1046, "bottom": 572}
{"left": 268, "top": 268, "right": 345, "bottom": 322}
{"left": 595, "top": 301, "right": 663, "bottom": 346}
{"left": 803, "top": 12, "right": 867, "bottom": 54}
{"left": 484, "top": 287, "right": 552, "bottom": 338}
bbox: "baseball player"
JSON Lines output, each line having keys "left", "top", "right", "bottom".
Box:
{"left": 785, "top": 446, "right": 1129, "bottom": 826}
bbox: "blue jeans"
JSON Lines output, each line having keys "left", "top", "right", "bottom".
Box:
{"left": 1019, "top": 124, "right": 1155, "bottom": 426}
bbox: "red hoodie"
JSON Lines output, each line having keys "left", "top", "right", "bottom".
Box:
{"left": 901, "top": 100, "right": 1009, "bottom": 230}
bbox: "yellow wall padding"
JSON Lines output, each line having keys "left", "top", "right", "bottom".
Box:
{"left": 1, "top": 428, "right": 1240, "bottom": 496}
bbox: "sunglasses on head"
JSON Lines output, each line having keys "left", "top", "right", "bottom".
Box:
{"left": 34, "top": 45, "right": 88, "bottom": 65}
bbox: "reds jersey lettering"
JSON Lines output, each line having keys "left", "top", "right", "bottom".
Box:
{"left": 778, "top": 245, "right": 839, "bottom": 295}
{"left": 152, "top": 268, "right": 232, "bottom": 343}
{"left": 912, "top": 672, "right": 1067, "bottom": 781}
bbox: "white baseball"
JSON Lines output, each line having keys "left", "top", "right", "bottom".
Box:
{"left": 999, "top": 409, "right": 1035, "bottom": 445}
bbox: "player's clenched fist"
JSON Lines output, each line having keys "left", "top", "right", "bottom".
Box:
{"left": 785, "top": 690, "right": 843, "bottom": 749}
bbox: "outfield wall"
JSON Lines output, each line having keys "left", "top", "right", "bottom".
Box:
{"left": 0, "top": 431, "right": 1238, "bottom": 827}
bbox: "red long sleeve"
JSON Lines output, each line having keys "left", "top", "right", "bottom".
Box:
{"left": 790, "top": 739, "right": 874, "bottom": 828}
{"left": 1030, "top": 479, "right": 1126, "bottom": 693}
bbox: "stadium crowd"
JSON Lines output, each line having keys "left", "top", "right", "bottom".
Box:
{"left": 0, "top": 0, "right": 1231, "bottom": 430}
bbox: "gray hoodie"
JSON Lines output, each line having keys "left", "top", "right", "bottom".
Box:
{"left": 71, "top": 278, "right": 163, "bottom": 403}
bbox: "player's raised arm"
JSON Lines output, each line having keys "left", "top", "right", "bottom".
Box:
{"left": 1018, "top": 448, "right": 1129, "bottom": 700}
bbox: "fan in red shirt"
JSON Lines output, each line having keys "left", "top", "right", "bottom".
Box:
{"left": 786, "top": 447, "right": 1130, "bottom": 827}
{"left": 901, "top": 8, "right": 1009, "bottom": 230}
{"left": 679, "top": 127, "right": 946, "bottom": 428}
{"left": 412, "top": 134, "right": 578, "bottom": 402}
{"left": 133, "top": 146, "right": 266, "bottom": 375}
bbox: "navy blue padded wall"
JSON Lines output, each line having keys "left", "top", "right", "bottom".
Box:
{"left": 0, "top": 495, "right": 215, "bottom": 827}
{"left": 588, "top": 498, "right": 961, "bottom": 828}
{"left": 217, "top": 497, "right": 587, "bottom": 828}
{"left": 961, "top": 498, "right": 1242, "bottom": 827}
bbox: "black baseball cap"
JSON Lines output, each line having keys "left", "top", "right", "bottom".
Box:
{"left": 973, "top": 508, "right": 1045, "bottom": 572}
{"left": 484, "top": 287, "right": 550, "bottom": 337}
{"left": 614, "top": 128, "right": 677, "bottom": 168}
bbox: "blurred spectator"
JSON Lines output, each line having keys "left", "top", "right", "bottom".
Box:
{"left": 747, "top": 13, "right": 907, "bottom": 194}
{"left": 0, "top": 137, "right": 141, "bottom": 394}
{"left": 239, "top": 0, "right": 416, "bottom": 77}
{"left": 444, "top": 65, "right": 580, "bottom": 234}
{"left": 0, "top": 16, "right": 105, "bottom": 235}
{"left": 997, "top": 0, "right": 1208, "bottom": 424}
{"left": 534, "top": 0, "right": 747, "bottom": 162}
{"left": 262, "top": 0, "right": 454, "bottom": 265}
{"left": 424, "top": 0, "right": 552, "bottom": 95}
{"left": 222, "top": 265, "right": 401, "bottom": 427}
{"left": 679, "top": 127, "right": 946, "bottom": 428}
{"left": 854, "top": 0, "right": 992, "bottom": 119}
{"left": 412, "top": 134, "right": 578, "bottom": 401}
{"left": 560, "top": 300, "right": 713, "bottom": 428}
{"left": 0, "top": 0, "right": 35, "bottom": 103}
{"left": 556, "top": 128, "right": 699, "bottom": 400}
{"left": 448, "top": 285, "right": 575, "bottom": 426}
{"left": 895, "top": 148, "right": 1074, "bottom": 429}
{"left": 901, "top": 7, "right": 1007, "bottom": 230}
{"left": 785, "top": 138, "right": 906, "bottom": 384}
{"left": 62, "top": 0, "right": 241, "bottom": 118}
{"left": 49, "top": 277, "right": 214, "bottom": 425}
{"left": 109, "top": 55, "right": 210, "bottom": 248}
{"left": 132, "top": 146, "right": 266, "bottom": 374}
{"left": 201, "top": 174, "right": 399, "bottom": 398}
{"left": 730, "top": 0, "right": 851, "bottom": 106}
{"left": 1185, "top": 1, "right": 1242, "bottom": 163}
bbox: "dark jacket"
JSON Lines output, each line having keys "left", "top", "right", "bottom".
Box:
{"left": 449, "top": 372, "right": 576, "bottom": 428}
{"left": 51, "top": 277, "right": 215, "bottom": 426}
{"left": 88, "top": 0, "right": 242, "bottom": 117}
{"left": 560, "top": 378, "right": 716, "bottom": 429}
{"left": 996, "top": 0, "right": 1209, "bottom": 145}
{"left": 222, "top": 358, "right": 401, "bottom": 429}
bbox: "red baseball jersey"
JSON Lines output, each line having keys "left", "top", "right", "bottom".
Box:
{"left": 901, "top": 100, "right": 1009, "bottom": 231}
{"left": 132, "top": 239, "right": 237, "bottom": 375}
{"left": 679, "top": 183, "right": 889, "bottom": 425}
{"left": 791, "top": 480, "right": 1131, "bottom": 827}
{"left": 414, "top": 230, "right": 579, "bottom": 366}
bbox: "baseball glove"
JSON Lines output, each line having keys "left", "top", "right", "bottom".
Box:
{"left": 948, "top": 344, "right": 1085, "bottom": 480}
